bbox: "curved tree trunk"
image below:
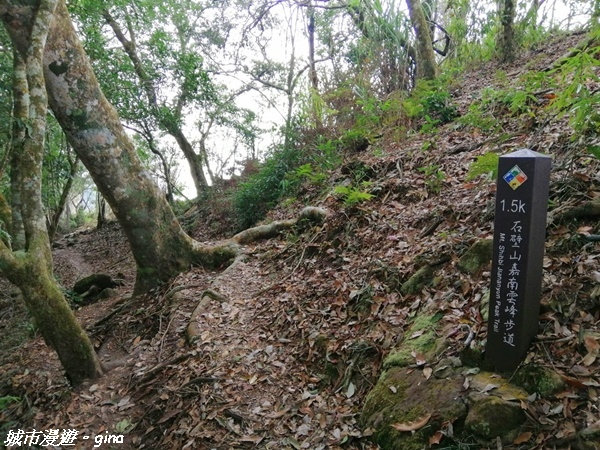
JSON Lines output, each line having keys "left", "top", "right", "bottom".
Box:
{"left": 1, "top": 0, "right": 224, "bottom": 294}
{"left": 0, "top": 0, "right": 103, "bottom": 386}
{"left": 102, "top": 8, "right": 209, "bottom": 196}
{"left": 3, "top": 0, "right": 197, "bottom": 293}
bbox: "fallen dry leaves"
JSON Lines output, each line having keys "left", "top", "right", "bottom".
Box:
{"left": 0, "top": 32, "right": 599, "bottom": 450}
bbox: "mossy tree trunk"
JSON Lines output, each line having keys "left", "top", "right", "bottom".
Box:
{"left": 406, "top": 0, "right": 438, "bottom": 80}
{"left": 0, "top": 0, "right": 102, "bottom": 385}
{"left": 9, "top": 49, "right": 26, "bottom": 250}
{"left": 499, "top": 0, "right": 516, "bottom": 62}
{"left": 2, "top": 0, "right": 210, "bottom": 294}
{"left": 2, "top": 0, "right": 288, "bottom": 295}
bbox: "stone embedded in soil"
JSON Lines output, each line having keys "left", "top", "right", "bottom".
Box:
{"left": 361, "top": 367, "right": 467, "bottom": 450}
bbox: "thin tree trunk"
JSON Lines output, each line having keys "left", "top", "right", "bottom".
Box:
{"left": 144, "top": 130, "right": 174, "bottom": 203}
{"left": 48, "top": 151, "right": 78, "bottom": 242}
{"left": 592, "top": 0, "right": 600, "bottom": 28}
{"left": 96, "top": 191, "right": 106, "bottom": 229}
{"left": 499, "top": 0, "right": 516, "bottom": 62}
{"left": 10, "top": 49, "right": 26, "bottom": 250}
{"left": 102, "top": 8, "right": 208, "bottom": 196}
{"left": 406, "top": 0, "right": 438, "bottom": 80}
{"left": 307, "top": 2, "right": 322, "bottom": 129}
{"left": 0, "top": 192, "right": 11, "bottom": 242}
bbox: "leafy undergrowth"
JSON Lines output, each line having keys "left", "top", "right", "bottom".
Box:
{"left": 0, "top": 32, "right": 599, "bottom": 450}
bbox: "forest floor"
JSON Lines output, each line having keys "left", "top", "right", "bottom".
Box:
{"left": 1, "top": 32, "right": 600, "bottom": 450}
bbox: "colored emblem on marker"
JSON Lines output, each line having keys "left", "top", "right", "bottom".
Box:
{"left": 503, "top": 165, "right": 528, "bottom": 190}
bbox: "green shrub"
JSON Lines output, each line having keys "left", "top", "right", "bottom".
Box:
{"left": 233, "top": 145, "right": 302, "bottom": 230}
{"left": 418, "top": 164, "right": 445, "bottom": 194}
{"left": 420, "top": 90, "right": 459, "bottom": 124}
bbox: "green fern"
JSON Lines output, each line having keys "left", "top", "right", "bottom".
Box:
{"left": 333, "top": 184, "right": 374, "bottom": 207}
{"left": 466, "top": 152, "right": 499, "bottom": 181}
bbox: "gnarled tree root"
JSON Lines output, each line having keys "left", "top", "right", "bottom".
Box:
{"left": 190, "top": 206, "right": 329, "bottom": 269}
{"left": 185, "top": 206, "right": 329, "bottom": 344}
{"left": 186, "top": 289, "right": 229, "bottom": 344}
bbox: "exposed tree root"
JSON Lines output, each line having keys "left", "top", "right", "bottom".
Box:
{"left": 553, "top": 198, "right": 600, "bottom": 222}
{"left": 185, "top": 206, "right": 329, "bottom": 343}
{"left": 186, "top": 289, "right": 229, "bottom": 344}
{"left": 190, "top": 206, "right": 329, "bottom": 269}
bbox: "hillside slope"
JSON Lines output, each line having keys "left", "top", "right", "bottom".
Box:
{"left": 1, "top": 31, "right": 599, "bottom": 449}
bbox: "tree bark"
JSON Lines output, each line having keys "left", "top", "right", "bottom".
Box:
{"left": 0, "top": 192, "right": 11, "bottom": 243}
{"left": 0, "top": 0, "right": 103, "bottom": 385}
{"left": 406, "top": 0, "right": 438, "bottom": 80}
{"left": 10, "top": 49, "right": 26, "bottom": 250}
{"left": 499, "top": 0, "right": 516, "bottom": 62}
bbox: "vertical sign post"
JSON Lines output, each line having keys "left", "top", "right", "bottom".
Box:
{"left": 485, "top": 149, "right": 551, "bottom": 372}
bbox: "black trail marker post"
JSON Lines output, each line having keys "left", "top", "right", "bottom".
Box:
{"left": 485, "top": 149, "right": 551, "bottom": 372}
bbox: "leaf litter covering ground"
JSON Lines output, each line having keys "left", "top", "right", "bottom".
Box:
{"left": 0, "top": 31, "right": 599, "bottom": 449}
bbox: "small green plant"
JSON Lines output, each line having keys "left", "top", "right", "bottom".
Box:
{"left": 466, "top": 152, "right": 499, "bottom": 181}
{"left": 418, "top": 164, "right": 445, "bottom": 194}
{"left": 420, "top": 90, "right": 459, "bottom": 124}
{"left": 333, "top": 183, "right": 374, "bottom": 207}
{"left": 587, "top": 145, "right": 600, "bottom": 159}
{"left": 459, "top": 99, "right": 500, "bottom": 132}
{"left": 234, "top": 144, "right": 302, "bottom": 229}
{"left": 420, "top": 115, "right": 441, "bottom": 134}
{"left": 313, "top": 138, "right": 342, "bottom": 169}
{"left": 0, "top": 396, "right": 19, "bottom": 410}
{"left": 292, "top": 164, "right": 326, "bottom": 185}
{"left": 547, "top": 29, "right": 600, "bottom": 137}
{"left": 114, "top": 418, "right": 135, "bottom": 433}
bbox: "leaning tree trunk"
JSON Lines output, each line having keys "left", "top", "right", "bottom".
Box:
{"left": 0, "top": 0, "right": 103, "bottom": 386}
{"left": 406, "top": 0, "right": 438, "bottom": 80}
{"left": 0, "top": 0, "right": 227, "bottom": 294}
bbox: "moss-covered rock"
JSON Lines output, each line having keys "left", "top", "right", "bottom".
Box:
{"left": 361, "top": 367, "right": 467, "bottom": 450}
{"left": 457, "top": 239, "right": 493, "bottom": 274}
{"left": 512, "top": 364, "right": 565, "bottom": 396}
{"left": 73, "top": 273, "right": 117, "bottom": 294}
{"left": 465, "top": 394, "right": 525, "bottom": 442}
{"left": 464, "top": 372, "right": 528, "bottom": 443}
{"left": 400, "top": 264, "right": 436, "bottom": 295}
{"left": 383, "top": 314, "right": 445, "bottom": 369}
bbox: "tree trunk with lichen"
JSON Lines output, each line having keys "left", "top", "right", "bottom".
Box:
{"left": 0, "top": 0, "right": 329, "bottom": 387}
{"left": 0, "top": 0, "right": 103, "bottom": 386}
{"left": 499, "top": 0, "right": 516, "bottom": 62}
{"left": 1, "top": 0, "right": 221, "bottom": 294}
{"left": 9, "top": 49, "right": 26, "bottom": 250}
{"left": 406, "top": 0, "right": 438, "bottom": 80}
{"left": 1, "top": 0, "right": 305, "bottom": 295}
